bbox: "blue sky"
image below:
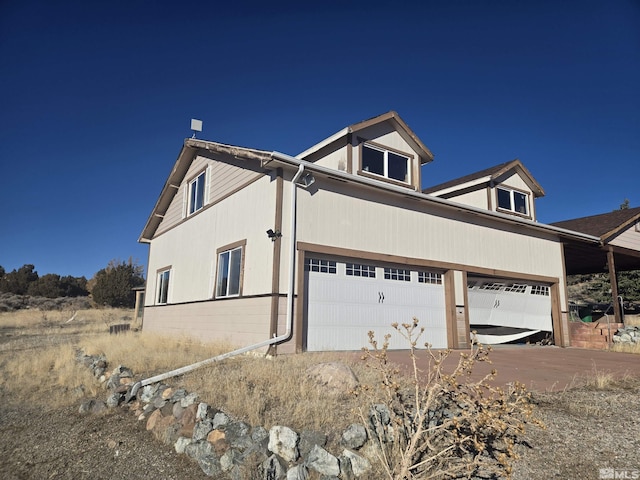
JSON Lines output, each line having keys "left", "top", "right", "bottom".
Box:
{"left": 1, "top": 1, "right": 638, "bottom": 279}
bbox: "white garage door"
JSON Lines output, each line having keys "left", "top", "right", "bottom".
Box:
{"left": 467, "top": 277, "right": 552, "bottom": 344}
{"left": 305, "top": 257, "right": 448, "bottom": 351}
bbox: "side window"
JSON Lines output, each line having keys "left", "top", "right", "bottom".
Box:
{"left": 157, "top": 268, "right": 171, "bottom": 304}
{"left": 188, "top": 171, "right": 206, "bottom": 215}
{"left": 496, "top": 187, "right": 529, "bottom": 215}
{"left": 216, "top": 245, "right": 243, "bottom": 297}
{"left": 361, "top": 143, "right": 411, "bottom": 183}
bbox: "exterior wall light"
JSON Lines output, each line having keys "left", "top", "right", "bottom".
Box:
{"left": 266, "top": 229, "right": 282, "bottom": 241}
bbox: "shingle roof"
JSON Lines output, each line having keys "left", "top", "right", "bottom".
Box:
{"left": 422, "top": 159, "right": 544, "bottom": 197}
{"left": 423, "top": 160, "right": 514, "bottom": 194}
{"left": 551, "top": 206, "right": 640, "bottom": 240}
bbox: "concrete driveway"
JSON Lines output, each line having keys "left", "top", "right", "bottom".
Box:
{"left": 383, "top": 345, "right": 640, "bottom": 392}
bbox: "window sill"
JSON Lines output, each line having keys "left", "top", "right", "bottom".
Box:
{"left": 357, "top": 170, "right": 417, "bottom": 190}
{"left": 496, "top": 208, "right": 533, "bottom": 220}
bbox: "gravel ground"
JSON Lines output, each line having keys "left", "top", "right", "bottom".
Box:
{"left": 1, "top": 381, "right": 639, "bottom": 480}
{"left": 0, "top": 389, "right": 209, "bottom": 480}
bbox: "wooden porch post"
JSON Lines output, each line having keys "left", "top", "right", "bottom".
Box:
{"left": 606, "top": 248, "right": 623, "bottom": 325}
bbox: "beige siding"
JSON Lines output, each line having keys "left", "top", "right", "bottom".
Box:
{"left": 143, "top": 297, "right": 272, "bottom": 349}
{"left": 499, "top": 171, "right": 531, "bottom": 192}
{"left": 312, "top": 145, "right": 349, "bottom": 171}
{"left": 155, "top": 155, "right": 263, "bottom": 236}
{"left": 146, "top": 174, "right": 278, "bottom": 305}
{"left": 352, "top": 129, "right": 416, "bottom": 169}
{"left": 609, "top": 225, "right": 640, "bottom": 250}
{"left": 294, "top": 179, "right": 565, "bottom": 281}
{"left": 445, "top": 188, "right": 489, "bottom": 210}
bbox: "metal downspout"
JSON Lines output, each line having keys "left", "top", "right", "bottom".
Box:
{"left": 127, "top": 164, "right": 306, "bottom": 400}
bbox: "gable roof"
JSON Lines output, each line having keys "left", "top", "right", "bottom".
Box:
{"left": 551, "top": 206, "right": 640, "bottom": 242}
{"left": 423, "top": 159, "right": 545, "bottom": 197}
{"left": 139, "top": 139, "right": 272, "bottom": 242}
{"left": 296, "top": 111, "right": 434, "bottom": 165}
{"left": 140, "top": 134, "right": 601, "bottom": 245}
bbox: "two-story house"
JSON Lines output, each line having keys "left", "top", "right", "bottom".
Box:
{"left": 139, "top": 111, "right": 600, "bottom": 352}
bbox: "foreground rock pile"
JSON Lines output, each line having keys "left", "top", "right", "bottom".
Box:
{"left": 613, "top": 325, "right": 640, "bottom": 344}
{"left": 77, "top": 353, "right": 374, "bottom": 479}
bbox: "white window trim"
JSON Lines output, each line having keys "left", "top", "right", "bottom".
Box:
{"left": 156, "top": 268, "right": 171, "bottom": 305}
{"left": 496, "top": 186, "right": 529, "bottom": 216}
{"left": 361, "top": 143, "right": 411, "bottom": 184}
{"left": 187, "top": 171, "right": 206, "bottom": 216}
{"left": 216, "top": 245, "right": 244, "bottom": 298}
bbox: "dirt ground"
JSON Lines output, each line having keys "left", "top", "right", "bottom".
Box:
{"left": 1, "top": 380, "right": 639, "bottom": 480}
{"left": 1, "top": 318, "right": 639, "bottom": 479}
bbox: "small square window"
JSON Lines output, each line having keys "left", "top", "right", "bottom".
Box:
{"left": 504, "top": 283, "right": 527, "bottom": 293}
{"left": 304, "top": 258, "right": 337, "bottom": 274}
{"left": 530, "top": 285, "right": 550, "bottom": 296}
{"left": 346, "top": 263, "right": 376, "bottom": 278}
{"left": 418, "top": 271, "right": 442, "bottom": 285}
{"left": 384, "top": 267, "right": 411, "bottom": 281}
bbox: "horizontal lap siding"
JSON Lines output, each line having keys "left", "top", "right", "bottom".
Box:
{"left": 609, "top": 227, "right": 640, "bottom": 251}
{"left": 143, "top": 297, "right": 272, "bottom": 350}
{"left": 155, "top": 155, "right": 262, "bottom": 236}
{"left": 295, "top": 181, "right": 564, "bottom": 280}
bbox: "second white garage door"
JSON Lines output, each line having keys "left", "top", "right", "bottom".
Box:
{"left": 304, "top": 257, "right": 448, "bottom": 351}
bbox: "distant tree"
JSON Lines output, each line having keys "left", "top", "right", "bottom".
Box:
{"left": 618, "top": 270, "right": 640, "bottom": 303}
{"left": 619, "top": 198, "right": 630, "bottom": 210}
{"left": 90, "top": 258, "right": 144, "bottom": 308}
{"left": 59, "top": 275, "right": 88, "bottom": 297}
{"left": 1, "top": 264, "right": 39, "bottom": 295}
{"left": 27, "top": 273, "right": 64, "bottom": 298}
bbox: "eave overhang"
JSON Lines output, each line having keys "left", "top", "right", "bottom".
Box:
{"left": 140, "top": 139, "right": 599, "bottom": 248}
{"left": 296, "top": 111, "right": 434, "bottom": 165}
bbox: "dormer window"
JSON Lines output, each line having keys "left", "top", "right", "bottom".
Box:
{"left": 497, "top": 187, "right": 529, "bottom": 215}
{"left": 361, "top": 143, "right": 410, "bottom": 183}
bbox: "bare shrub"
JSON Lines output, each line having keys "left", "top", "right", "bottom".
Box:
{"left": 356, "top": 319, "right": 542, "bottom": 479}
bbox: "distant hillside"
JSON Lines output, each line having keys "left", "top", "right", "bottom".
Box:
{"left": 567, "top": 270, "right": 640, "bottom": 305}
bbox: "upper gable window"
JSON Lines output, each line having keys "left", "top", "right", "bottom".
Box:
{"left": 497, "top": 187, "right": 529, "bottom": 215}
{"left": 188, "top": 171, "right": 206, "bottom": 215}
{"left": 362, "top": 144, "right": 410, "bottom": 183}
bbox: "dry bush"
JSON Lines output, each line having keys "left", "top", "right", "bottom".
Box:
{"left": 356, "top": 319, "right": 541, "bottom": 480}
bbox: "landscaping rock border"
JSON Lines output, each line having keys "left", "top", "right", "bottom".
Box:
{"left": 76, "top": 352, "right": 372, "bottom": 479}
{"left": 613, "top": 325, "right": 640, "bottom": 344}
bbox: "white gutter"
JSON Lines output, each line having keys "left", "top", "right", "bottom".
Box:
{"left": 128, "top": 163, "right": 306, "bottom": 400}
{"left": 268, "top": 151, "right": 601, "bottom": 244}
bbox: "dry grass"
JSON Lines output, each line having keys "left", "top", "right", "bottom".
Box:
{"left": 0, "top": 308, "right": 134, "bottom": 407}
{"left": 0, "top": 307, "right": 382, "bottom": 441}
{"left": 611, "top": 342, "right": 640, "bottom": 354}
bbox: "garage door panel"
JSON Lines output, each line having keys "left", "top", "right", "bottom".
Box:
{"left": 306, "top": 259, "right": 447, "bottom": 351}
{"left": 468, "top": 278, "right": 552, "bottom": 333}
